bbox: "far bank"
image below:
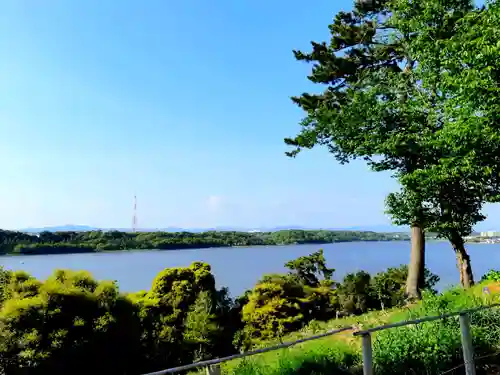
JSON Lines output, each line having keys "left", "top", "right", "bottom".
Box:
{"left": 0, "top": 228, "right": 409, "bottom": 256}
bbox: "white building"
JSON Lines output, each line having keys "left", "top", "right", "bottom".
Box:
{"left": 480, "top": 231, "right": 500, "bottom": 237}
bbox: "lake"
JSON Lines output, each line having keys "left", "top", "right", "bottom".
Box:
{"left": 1, "top": 241, "right": 499, "bottom": 297}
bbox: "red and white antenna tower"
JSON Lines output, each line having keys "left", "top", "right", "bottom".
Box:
{"left": 132, "top": 194, "right": 137, "bottom": 232}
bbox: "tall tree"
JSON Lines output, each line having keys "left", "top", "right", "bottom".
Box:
{"left": 385, "top": 0, "right": 500, "bottom": 288}
{"left": 387, "top": 177, "right": 486, "bottom": 288}
{"left": 385, "top": 190, "right": 428, "bottom": 296}
{"left": 285, "top": 249, "right": 334, "bottom": 287}
{"left": 285, "top": 0, "right": 472, "bottom": 297}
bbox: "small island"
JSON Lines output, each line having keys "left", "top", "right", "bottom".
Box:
{"left": 0, "top": 229, "right": 410, "bottom": 256}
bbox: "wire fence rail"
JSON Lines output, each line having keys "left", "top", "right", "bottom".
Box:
{"left": 142, "top": 303, "right": 500, "bottom": 375}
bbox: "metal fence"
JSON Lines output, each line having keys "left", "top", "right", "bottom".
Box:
{"left": 354, "top": 303, "right": 500, "bottom": 375}
{"left": 142, "top": 303, "right": 500, "bottom": 375}
{"left": 141, "top": 326, "right": 354, "bottom": 375}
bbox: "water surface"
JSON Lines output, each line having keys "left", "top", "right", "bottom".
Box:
{"left": 1, "top": 241, "right": 498, "bottom": 297}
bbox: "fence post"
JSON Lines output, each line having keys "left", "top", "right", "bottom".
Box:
{"left": 459, "top": 313, "right": 476, "bottom": 375}
{"left": 361, "top": 333, "right": 373, "bottom": 375}
{"left": 206, "top": 364, "right": 221, "bottom": 375}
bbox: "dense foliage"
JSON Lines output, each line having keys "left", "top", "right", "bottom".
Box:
{"left": 284, "top": 0, "right": 500, "bottom": 295}
{"left": 230, "top": 287, "right": 500, "bottom": 375}
{"left": 0, "top": 229, "right": 407, "bottom": 255}
{"left": 283, "top": 0, "right": 461, "bottom": 297}
{"left": 0, "top": 250, "right": 440, "bottom": 374}
{"left": 0, "top": 263, "right": 228, "bottom": 375}
{"left": 481, "top": 270, "right": 500, "bottom": 283}
{"left": 239, "top": 250, "right": 439, "bottom": 348}
{"left": 372, "top": 289, "right": 500, "bottom": 374}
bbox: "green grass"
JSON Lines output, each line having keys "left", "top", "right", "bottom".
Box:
{"left": 226, "top": 340, "right": 360, "bottom": 375}
{"left": 209, "top": 282, "right": 500, "bottom": 375}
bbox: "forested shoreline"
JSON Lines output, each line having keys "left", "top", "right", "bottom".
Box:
{"left": 0, "top": 229, "right": 408, "bottom": 255}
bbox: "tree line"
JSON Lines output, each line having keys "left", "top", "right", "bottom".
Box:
{"left": 0, "top": 229, "right": 407, "bottom": 255}
{"left": 0, "top": 249, "right": 440, "bottom": 375}
{"left": 286, "top": 0, "right": 500, "bottom": 297}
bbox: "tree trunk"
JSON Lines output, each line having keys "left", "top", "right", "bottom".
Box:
{"left": 450, "top": 232, "right": 474, "bottom": 288}
{"left": 406, "top": 224, "right": 426, "bottom": 300}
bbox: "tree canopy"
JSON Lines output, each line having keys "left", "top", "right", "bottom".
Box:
{"left": 383, "top": 0, "right": 500, "bottom": 287}
{"left": 284, "top": 0, "right": 500, "bottom": 291}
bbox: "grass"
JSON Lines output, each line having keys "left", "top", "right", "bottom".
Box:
{"left": 207, "top": 282, "right": 500, "bottom": 375}
{"left": 226, "top": 340, "right": 360, "bottom": 375}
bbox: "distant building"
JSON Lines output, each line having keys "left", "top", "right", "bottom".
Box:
{"left": 480, "top": 231, "right": 500, "bottom": 237}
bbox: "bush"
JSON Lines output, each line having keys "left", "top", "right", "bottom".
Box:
{"left": 129, "top": 261, "right": 228, "bottom": 372}
{"left": 0, "top": 267, "right": 11, "bottom": 308}
{"left": 373, "top": 289, "right": 500, "bottom": 374}
{"left": 336, "top": 265, "right": 440, "bottom": 315}
{"left": 371, "top": 265, "right": 439, "bottom": 310}
{"left": 239, "top": 251, "right": 339, "bottom": 346}
{"left": 241, "top": 276, "right": 306, "bottom": 344}
{"left": 238, "top": 255, "right": 441, "bottom": 347}
{"left": 230, "top": 341, "right": 361, "bottom": 375}
{"left": 374, "top": 318, "right": 464, "bottom": 374}
{"left": 337, "top": 271, "right": 375, "bottom": 315}
{"left": 0, "top": 270, "right": 144, "bottom": 375}
{"left": 481, "top": 269, "right": 500, "bottom": 283}
{"left": 183, "top": 291, "right": 219, "bottom": 361}
{"left": 0, "top": 263, "right": 236, "bottom": 375}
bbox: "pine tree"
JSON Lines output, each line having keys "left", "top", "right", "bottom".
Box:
{"left": 286, "top": 0, "right": 473, "bottom": 293}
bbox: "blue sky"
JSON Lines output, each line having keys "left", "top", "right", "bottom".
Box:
{"left": 0, "top": 0, "right": 497, "bottom": 230}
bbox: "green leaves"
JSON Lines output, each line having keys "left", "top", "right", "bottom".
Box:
{"left": 286, "top": 0, "right": 500, "bottom": 288}
{"left": 287, "top": 0, "right": 500, "bottom": 241}
{"left": 384, "top": 0, "right": 500, "bottom": 243}
{"left": 287, "top": 0, "right": 460, "bottom": 183}
{"left": 285, "top": 249, "right": 334, "bottom": 287}
{"left": 0, "top": 269, "right": 143, "bottom": 375}
{"left": 0, "top": 229, "right": 405, "bottom": 254}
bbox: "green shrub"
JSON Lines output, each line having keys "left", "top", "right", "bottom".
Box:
{"left": 373, "top": 288, "right": 500, "bottom": 374}
{"left": 183, "top": 291, "right": 219, "bottom": 361}
{"left": 284, "top": 249, "right": 334, "bottom": 287}
{"left": 371, "top": 265, "right": 439, "bottom": 310}
{"left": 0, "top": 267, "right": 11, "bottom": 308}
{"left": 337, "top": 271, "right": 375, "bottom": 315}
{"left": 0, "top": 270, "right": 144, "bottom": 375}
{"left": 373, "top": 318, "right": 463, "bottom": 374}
{"left": 241, "top": 276, "right": 306, "bottom": 343}
{"left": 229, "top": 341, "right": 361, "bottom": 375}
{"left": 130, "top": 261, "right": 227, "bottom": 372}
{"left": 373, "top": 307, "right": 500, "bottom": 374}
{"left": 240, "top": 251, "right": 339, "bottom": 346}
{"left": 0, "top": 263, "right": 236, "bottom": 375}
{"left": 481, "top": 269, "right": 500, "bottom": 282}
{"left": 336, "top": 265, "right": 440, "bottom": 316}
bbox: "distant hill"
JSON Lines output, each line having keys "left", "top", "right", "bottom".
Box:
{"left": 341, "top": 225, "right": 408, "bottom": 233}
{"left": 20, "top": 225, "right": 99, "bottom": 233}
{"left": 17, "top": 224, "right": 408, "bottom": 234}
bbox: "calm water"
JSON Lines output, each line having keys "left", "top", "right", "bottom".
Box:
{"left": 1, "top": 241, "right": 499, "bottom": 297}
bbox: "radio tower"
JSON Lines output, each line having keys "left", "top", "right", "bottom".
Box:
{"left": 132, "top": 194, "right": 137, "bottom": 232}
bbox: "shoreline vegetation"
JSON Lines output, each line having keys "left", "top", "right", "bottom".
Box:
{"left": 0, "top": 229, "right": 410, "bottom": 256}
{"left": 2, "top": 248, "right": 500, "bottom": 374}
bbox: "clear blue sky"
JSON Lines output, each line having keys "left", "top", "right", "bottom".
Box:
{"left": 0, "top": 0, "right": 496, "bottom": 230}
